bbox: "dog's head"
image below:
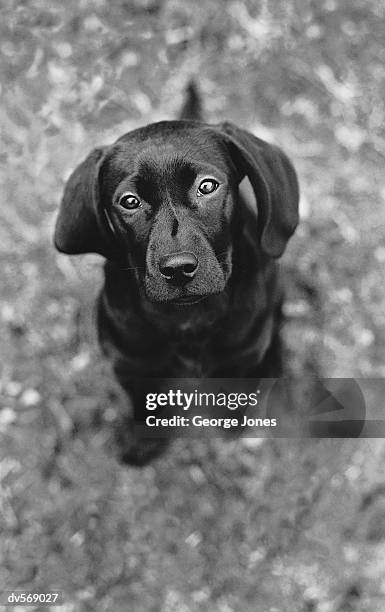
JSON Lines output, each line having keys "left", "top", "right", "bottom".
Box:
{"left": 54, "top": 121, "right": 299, "bottom": 305}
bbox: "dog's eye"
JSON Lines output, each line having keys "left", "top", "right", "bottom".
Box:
{"left": 197, "top": 179, "right": 219, "bottom": 196}
{"left": 118, "top": 193, "right": 141, "bottom": 210}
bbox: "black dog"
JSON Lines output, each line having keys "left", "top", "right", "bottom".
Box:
{"left": 54, "top": 84, "right": 299, "bottom": 464}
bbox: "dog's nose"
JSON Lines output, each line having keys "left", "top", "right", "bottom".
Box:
{"left": 159, "top": 252, "right": 198, "bottom": 284}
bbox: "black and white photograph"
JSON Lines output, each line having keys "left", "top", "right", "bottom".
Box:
{"left": 1, "top": 1, "right": 385, "bottom": 610}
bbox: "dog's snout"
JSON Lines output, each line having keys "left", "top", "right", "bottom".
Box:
{"left": 159, "top": 252, "right": 198, "bottom": 284}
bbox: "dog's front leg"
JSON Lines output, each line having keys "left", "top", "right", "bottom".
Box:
{"left": 113, "top": 371, "right": 170, "bottom": 466}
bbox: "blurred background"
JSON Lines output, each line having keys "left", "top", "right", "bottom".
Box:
{"left": 1, "top": 1, "right": 385, "bottom": 610}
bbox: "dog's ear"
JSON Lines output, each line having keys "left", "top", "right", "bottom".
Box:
{"left": 54, "top": 147, "right": 114, "bottom": 257}
{"left": 218, "top": 121, "right": 299, "bottom": 258}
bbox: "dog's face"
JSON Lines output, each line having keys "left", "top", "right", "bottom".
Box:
{"left": 54, "top": 120, "right": 299, "bottom": 306}
{"left": 100, "top": 123, "right": 238, "bottom": 304}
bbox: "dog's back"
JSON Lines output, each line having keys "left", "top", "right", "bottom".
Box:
{"left": 178, "top": 80, "right": 203, "bottom": 121}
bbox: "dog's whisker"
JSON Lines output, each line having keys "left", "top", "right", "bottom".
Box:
{"left": 119, "top": 264, "right": 146, "bottom": 272}
{"left": 118, "top": 250, "right": 232, "bottom": 270}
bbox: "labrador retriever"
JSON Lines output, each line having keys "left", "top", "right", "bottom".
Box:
{"left": 54, "top": 83, "right": 299, "bottom": 464}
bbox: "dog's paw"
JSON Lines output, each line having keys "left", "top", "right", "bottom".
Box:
{"left": 114, "top": 421, "right": 169, "bottom": 466}
{"left": 120, "top": 438, "right": 170, "bottom": 467}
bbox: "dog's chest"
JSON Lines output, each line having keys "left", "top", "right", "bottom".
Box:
{"left": 99, "top": 262, "right": 279, "bottom": 378}
{"left": 170, "top": 336, "right": 210, "bottom": 377}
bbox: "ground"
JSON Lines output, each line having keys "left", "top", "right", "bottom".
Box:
{"left": 1, "top": 1, "right": 385, "bottom": 610}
